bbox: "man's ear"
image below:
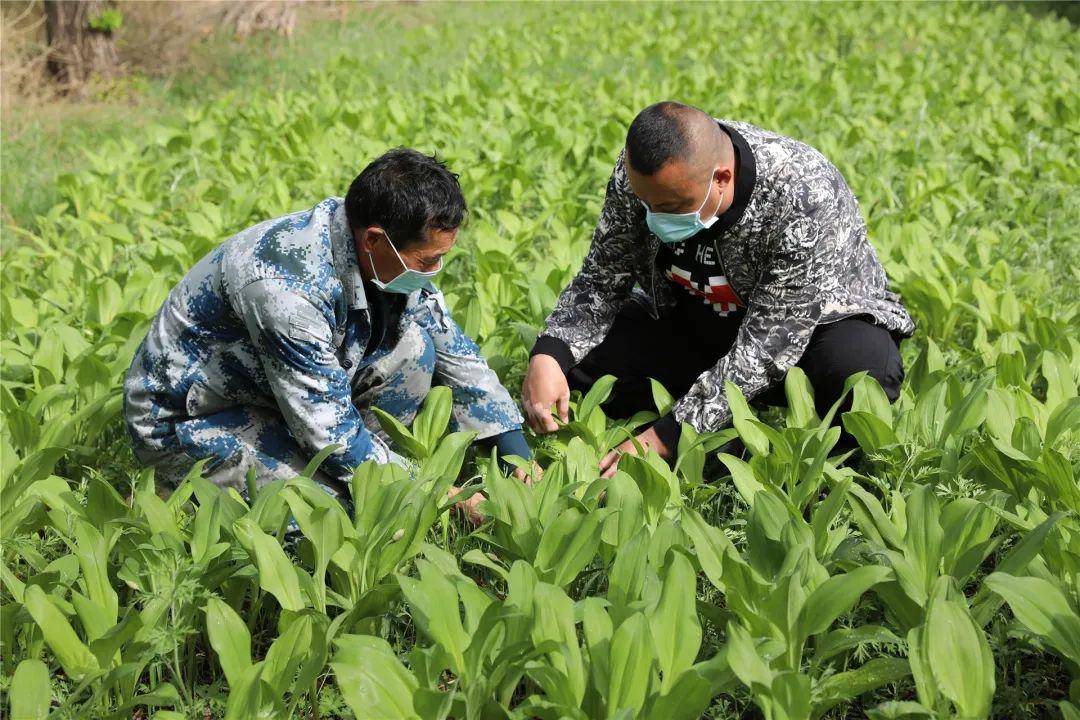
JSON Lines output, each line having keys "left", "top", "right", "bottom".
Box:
{"left": 714, "top": 165, "right": 734, "bottom": 191}
{"left": 355, "top": 226, "right": 385, "bottom": 253}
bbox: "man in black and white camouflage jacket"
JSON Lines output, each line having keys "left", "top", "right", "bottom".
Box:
{"left": 521, "top": 101, "right": 914, "bottom": 476}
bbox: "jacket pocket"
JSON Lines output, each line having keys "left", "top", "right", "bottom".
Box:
{"left": 184, "top": 380, "right": 233, "bottom": 418}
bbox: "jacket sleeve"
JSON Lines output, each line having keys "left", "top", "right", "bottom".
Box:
{"left": 669, "top": 205, "right": 832, "bottom": 433}
{"left": 532, "top": 150, "right": 645, "bottom": 373}
{"left": 233, "top": 278, "right": 400, "bottom": 483}
{"left": 413, "top": 286, "right": 524, "bottom": 440}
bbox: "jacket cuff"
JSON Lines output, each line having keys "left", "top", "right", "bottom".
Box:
{"left": 485, "top": 429, "right": 532, "bottom": 461}
{"left": 530, "top": 335, "right": 575, "bottom": 375}
{"left": 651, "top": 415, "right": 682, "bottom": 456}
{"left": 475, "top": 429, "right": 532, "bottom": 474}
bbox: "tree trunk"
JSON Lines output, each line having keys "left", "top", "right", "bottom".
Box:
{"left": 44, "top": 0, "right": 119, "bottom": 90}
{"left": 221, "top": 1, "right": 298, "bottom": 39}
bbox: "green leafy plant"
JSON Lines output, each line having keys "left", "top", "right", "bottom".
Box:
{"left": 2, "top": 2, "right": 1077, "bottom": 718}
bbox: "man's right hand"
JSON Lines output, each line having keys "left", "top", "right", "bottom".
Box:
{"left": 521, "top": 354, "right": 570, "bottom": 434}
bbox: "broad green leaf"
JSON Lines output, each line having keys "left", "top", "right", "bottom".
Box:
{"left": 618, "top": 456, "right": 672, "bottom": 527}
{"left": 903, "top": 484, "right": 943, "bottom": 605}
{"left": 397, "top": 560, "right": 469, "bottom": 675}
{"left": 1041, "top": 350, "right": 1075, "bottom": 410}
{"left": 583, "top": 597, "right": 614, "bottom": 696}
{"left": 984, "top": 573, "right": 1080, "bottom": 664}
{"left": 23, "top": 585, "right": 99, "bottom": 681}
{"left": 263, "top": 613, "right": 314, "bottom": 693}
{"left": 937, "top": 375, "right": 991, "bottom": 444}
{"left": 88, "top": 607, "right": 142, "bottom": 668}
{"left": 798, "top": 565, "right": 893, "bottom": 640}
{"left": 578, "top": 374, "right": 617, "bottom": 423}
{"left": 784, "top": 366, "right": 818, "bottom": 428}
{"left": 332, "top": 635, "right": 419, "bottom": 719}
{"left": 233, "top": 518, "right": 306, "bottom": 612}
{"left": 206, "top": 597, "right": 252, "bottom": 686}
{"left": 683, "top": 508, "right": 735, "bottom": 590}
{"left": 412, "top": 385, "right": 453, "bottom": 452}
{"left": 648, "top": 550, "right": 702, "bottom": 692}
{"left": 372, "top": 407, "right": 428, "bottom": 459}
{"left": 724, "top": 622, "right": 772, "bottom": 691}
{"left": 842, "top": 411, "right": 899, "bottom": 452}
{"left": 815, "top": 657, "right": 911, "bottom": 716}
{"left": 1, "top": 447, "right": 67, "bottom": 510}
{"left": 725, "top": 381, "right": 769, "bottom": 456}
{"left": 532, "top": 581, "right": 586, "bottom": 707}
{"left": 10, "top": 659, "right": 50, "bottom": 720}
{"left": 814, "top": 625, "right": 904, "bottom": 665}
{"left": 970, "top": 512, "right": 1064, "bottom": 626}
{"left": 608, "top": 526, "right": 650, "bottom": 614}
{"left": 924, "top": 579, "right": 994, "bottom": 718}
{"left": 850, "top": 372, "right": 895, "bottom": 423}
{"left": 770, "top": 671, "right": 811, "bottom": 720}
{"left": 535, "top": 506, "right": 609, "bottom": 587}
{"left": 603, "top": 470, "right": 645, "bottom": 548}
{"left": 607, "top": 613, "right": 653, "bottom": 718}
{"left": 643, "top": 651, "right": 734, "bottom": 720}
{"left": 650, "top": 378, "right": 675, "bottom": 416}
{"left": 718, "top": 452, "right": 764, "bottom": 505}
{"left": 71, "top": 520, "right": 118, "bottom": 635}
{"left": 1045, "top": 396, "right": 1080, "bottom": 447}
{"left": 300, "top": 443, "right": 343, "bottom": 478}
{"left": 223, "top": 662, "right": 282, "bottom": 719}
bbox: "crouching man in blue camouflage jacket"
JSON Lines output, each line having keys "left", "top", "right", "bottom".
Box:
{"left": 124, "top": 148, "right": 529, "bottom": 510}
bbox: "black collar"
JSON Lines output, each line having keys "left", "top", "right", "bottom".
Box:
{"left": 707, "top": 121, "right": 757, "bottom": 237}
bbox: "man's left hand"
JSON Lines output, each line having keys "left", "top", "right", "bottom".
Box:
{"left": 447, "top": 485, "right": 485, "bottom": 526}
{"left": 512, "top": 461, "right": 543, "bottom": 486}
{"left": 599, "top": 426, "right": 670, "bottom": 479}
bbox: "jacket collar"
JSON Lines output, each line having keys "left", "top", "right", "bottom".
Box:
{"left": 329, "top": 198, "right": 369, "bottom": 311}
{"left": 710, "top": 120, "right": 758, "bottom": 236}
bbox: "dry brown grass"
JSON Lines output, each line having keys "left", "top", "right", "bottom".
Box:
{"left": 0, "top": 1, "right": 346, "bottom": 114}
{"left": 1, "top": 1, "right": 52, "bottom": 108}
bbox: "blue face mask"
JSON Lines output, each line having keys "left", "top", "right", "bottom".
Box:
{"left": 367, "top": 231, "right": 442, "bottom": 295}
{"left": 641, "top": 168, "right": 721, "bottom": 244}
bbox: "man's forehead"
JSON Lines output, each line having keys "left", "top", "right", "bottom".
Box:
{"left": 416, "top": 227, "right": 458, "bottom": 251}
{"left": 628, "top": 157, "right": 701, "bottom": 197}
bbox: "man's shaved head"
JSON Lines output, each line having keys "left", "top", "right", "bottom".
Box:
{"left": 625, "top": 101, "right": 732, "bottom": 176}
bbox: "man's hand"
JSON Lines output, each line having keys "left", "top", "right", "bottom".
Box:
{"left": 599, "top": 425, "right": 670, "bottom": 479}
{"left": 448, "top": 461, "right": 540, "bottom": 526}
{"left": 512, "top": 461, "right": 543, "bottom": 486}
{"left": 447, "top": 485, "right": 485, "bottom": 526}
{"left": 521, "top": 354, "right": 570, "bottom": 434}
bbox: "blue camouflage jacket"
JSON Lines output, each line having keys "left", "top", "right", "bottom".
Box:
{"left": 124, "top": 197, "right": 523, "bottom": 484}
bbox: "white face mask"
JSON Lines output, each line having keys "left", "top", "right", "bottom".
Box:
{"left": 640, "top": 166, "right": 721, "bottom": 244}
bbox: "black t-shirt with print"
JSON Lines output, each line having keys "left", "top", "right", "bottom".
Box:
{"left": 657, "top": 230, "right": 745, "bottom": 313}
{"left": 656, "top": 230, "right": 746, "bottom": 328}
{"left": 654, "top": 122, "right": 756, "bottom": 329}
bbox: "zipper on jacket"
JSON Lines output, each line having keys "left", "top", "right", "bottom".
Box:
{"left": 713, "top": 237, "right": 746, "bottom": 307}
{"left": 646, "top": 238, "right": 661, "bottom": 319}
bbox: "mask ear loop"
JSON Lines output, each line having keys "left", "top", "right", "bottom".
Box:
{"left": 366, "top": 248, "right": 383, "bottom": 285}
{"left": 697, "top": 166, "right": 723, "bottom": 215}
{"left": 366, "top": 228, "right": 408, "bottom": 285}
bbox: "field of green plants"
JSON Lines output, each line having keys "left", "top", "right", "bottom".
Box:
{"left": 2, "top": 2, "right": 1078, "bottom": 718}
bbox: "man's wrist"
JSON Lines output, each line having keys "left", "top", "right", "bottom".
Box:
{"left": 651, "top": 415, "right": 682, "bottom": 456}
{"left": 529, "top": 335, "right": 574, "bottom": 375}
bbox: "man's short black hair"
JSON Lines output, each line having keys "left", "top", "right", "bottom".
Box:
{"left": 345, "top": 147, "right": 466, "bottom": 248}
{"left": 625, "top": 101, "right": 699, "bottom": 175}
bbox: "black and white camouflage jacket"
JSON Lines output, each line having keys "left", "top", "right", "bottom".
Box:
{"left": 532, "top": 118, "right": 915, "bottom": 435}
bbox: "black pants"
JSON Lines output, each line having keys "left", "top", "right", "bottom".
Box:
{"left": 568, "top": 298, "right": 904, "bottom": 438}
